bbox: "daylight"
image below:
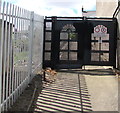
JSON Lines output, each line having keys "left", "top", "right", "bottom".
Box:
{"left": 4, "top": 0, "right": 96, "bottom": 16}
{"left": 0, "top": 0, "right": 119, "bottom": 112}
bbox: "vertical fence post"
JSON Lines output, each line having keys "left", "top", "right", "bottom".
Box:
{"left": 0, "top": 1, "right": 4, "bottom": 112}
{"left": 28, "top": 11, "right": 34, "bottom": 82}
{"left": 40, "top": 17, "right": 44, "bottom": 70}
{"left": 118, "top": 1, "right": 120, "bottom": 69}
{"left": 0, "top": 0, "right": 2, "bottom": 112}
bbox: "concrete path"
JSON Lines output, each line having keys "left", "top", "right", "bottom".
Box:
{"left": 34, "top": 71, "right": 92, "bottom": 112}
{"left": 84, "top": 66, "right": 118, "bottom": 111}
{"left": 33, "top": 66, "right": 118, "bottom": 112}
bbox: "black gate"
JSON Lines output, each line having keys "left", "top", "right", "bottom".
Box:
{"left": 43, "top": 17, "right": 117, "bottom": 69}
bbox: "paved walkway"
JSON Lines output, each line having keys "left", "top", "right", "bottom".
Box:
{"left": 34, "top": 71, "right": 92, "bottom": 112}
{"left": 83, "top": 66, "right": 118, "bottom": 111}
{"left": 33, "top": 66, "right": 118, "bottom": 112}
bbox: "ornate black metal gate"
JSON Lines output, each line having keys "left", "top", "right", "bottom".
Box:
{"left": 43, "top": 17, "right": 117, "bottom": 69}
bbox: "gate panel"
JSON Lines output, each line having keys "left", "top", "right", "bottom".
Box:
{"left": 43, "top": 17, "right": 117, "bottom": 69}
{"left": 55, "top": 20, "right": 85, "bottom": 69}
{"left": 84, "top": 20, "right": 117, "bottom": 67}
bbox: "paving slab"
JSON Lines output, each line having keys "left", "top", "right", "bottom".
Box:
{"left": 84, "top": 66, "right": 118, "bottom": 111}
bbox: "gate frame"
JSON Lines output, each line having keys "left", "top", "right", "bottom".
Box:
{"left": 43, "top": 16, "right": 117, "bottom": 69}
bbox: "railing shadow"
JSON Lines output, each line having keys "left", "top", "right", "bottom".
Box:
{"left": 31, "top": 70, "right": 93, "bottom": 112}
{"left": 57, "top": 68, "right": 115, "bottom": 76}
{"left": 8, "top": 74, "right": 43, "bottom": 112}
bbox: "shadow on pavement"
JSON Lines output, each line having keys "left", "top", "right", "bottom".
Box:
{"left": 57, "top": 68, "right": 115, "bottom": 76}
{"left": 31, "top": 71, "right": 92, "bottom": 112}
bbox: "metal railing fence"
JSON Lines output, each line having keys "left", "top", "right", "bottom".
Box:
{"left": 0, "top": 1, "right": 44, "bottom": 112}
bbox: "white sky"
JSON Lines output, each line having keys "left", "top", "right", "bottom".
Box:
{"left": 4, "top": 0, "right": 96, "bottom": 16}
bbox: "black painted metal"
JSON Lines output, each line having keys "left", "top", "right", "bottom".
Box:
{"left": 43, "top": 17, "right": 117, "bottom": 69}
